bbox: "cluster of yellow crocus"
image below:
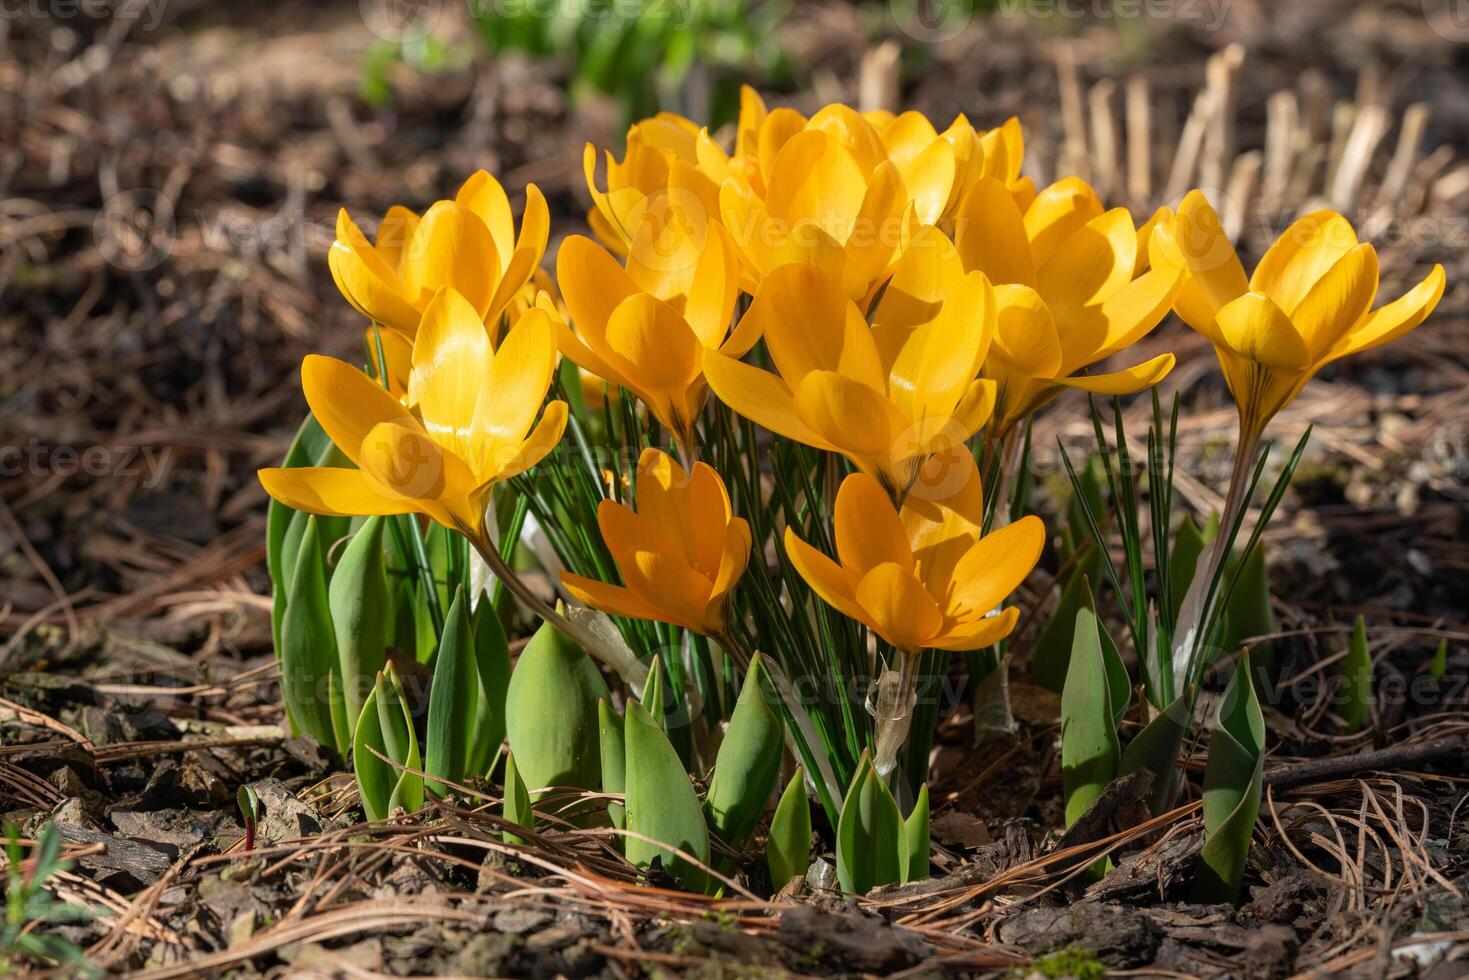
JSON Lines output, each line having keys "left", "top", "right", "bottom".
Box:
{"left": 262, "top": 89, "right": 1445, "bottom": 745}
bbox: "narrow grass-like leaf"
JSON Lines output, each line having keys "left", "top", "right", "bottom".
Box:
{"left": 1193, "top": 654, "right": 1265, "bottom": 904}
{"left": 705, "top": 653, "right": 783, "bottom": 851}
{"left": 504, "top": 619, "right": 608, "bottom": 798}
{"left": 598, "top": 699, "right": 626, "bottom": 831}
{"left": 904, "top": 784, "right": 930, "bottom": 883}
{"left": 425, "top": 587, "right": 477, "bottom": 796}
{"left": 280, "top": 517, "right": 344, "bottom": 754}
{"left": 835, "top": 754, "right": 907, "bottom": 894}
{"left": 502, "top": 751, "right": 534, "bottom": 845}
{"left": 623, "top": 700, "right": 710, "bottom": 892}
{"left": 641, "top": 653, "right": 667, "bottom": 729}
{"left": 766, "top": 768, "right": 811, "bottom": 891}
{"left": 1339, "top": 616, "right": 1373, "bottom": 733}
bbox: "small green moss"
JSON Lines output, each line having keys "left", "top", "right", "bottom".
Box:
{"left": 1013, "top": 946, "right": 1108, "bottom": 980}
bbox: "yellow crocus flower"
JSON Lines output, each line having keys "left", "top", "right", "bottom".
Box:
{"left": 718, "top": 121, "right": 913, "bottom": 300}
{"left": 953, "top": 175, "right": 1182, "bottom": 438}
{"left": 555, "top": 214, "right": 750, "bottom": 458}
{"left": 1151, "top": 190, "right": 1447, "bottom": 445}
{"left": 259, "top": 288, "right": 567, "bottom": 540}
{"left": 329, "top": 171, "right": 549, "bottom": 338}
{"left": 583, "top": 114, "right": 723, "bottom": 258}
{"left": 560, "top": 449, "right": 751, "bottom": 636}
{"left": 879, "top": 111, "right": 1034, "bottom": 223}
{"left": 703, "top": 228, "right": 996, "bottom": 498}
{"left": 783, "top": 445, "right": 1043, "bottom": 654}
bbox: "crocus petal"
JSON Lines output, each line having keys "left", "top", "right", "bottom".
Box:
{"left": 1037, "top": 207, "right": 1137, "bottom": 330}
{"left": 604, "top": 292, "right": 702, "bottom": 400}
{"left": 400, "top": 201, "right": 499, "bottom": 316}
{"left": 491, "top": 400, "right": 568, "bottom": 482}
{"left": 929, "top": 606, "right": 1020, "bottom": 651}
{"left": 765, "top": 131, "right": 866, "bottom": 232}
{"left": 302, "top": 354, "right": 419, "bottom": 471}
{"left": 1290, "top": 243, "right": 1379, "bottom": 359}
{"left": 855, "top": 563, "right": 944, "bottom": 650}
{"left": 373, "top": 205, "right": 420, "bottom": 273}
{"left": 947, "top": 515, "right": 1045, "bottom": 619}
{"left": 782, "top": 527, "right": 869, "bottom": 626}
{"left": 1331, "top": 264, "right": 1446, "bottom": 360}
{"left": 1055, "top": 353, "right": 1177, "bottom": 395}
{"left": 557, "top": 234, "right": 641, "bottom": 344}
{"left": 1249, "top": 209, "right": 1359, "bottom": 314}
{"left": 792, "top": 371, "right": 906, "bottom": 474}
{"left": 898, "top": 138, "right": 956, "bottom": 226}
{"left": 409, "top": 288, "right": 493, "bottom": 461}
{"left": 1084, "top": 263, "right": 1184, "bottom": 367}
{"left": 357, "top": 420, "right": 466, "bottom": 530}
{"left": 621, "top": 549, "right": 715, "bottom": 633}
{"left": 473, "top": 309, "right": 559, "bottom": 474}
{"left": 258, "top": 466, "right": 419, "bottom": 519}
{"left": 900, "top": 443, "right": 986, "bottom": 590}
{"left": 752, "top": 264, "right": 885, "bottom": 391}
{"left": 955, "top": 176, "right": 1036, "bottom": 288}
{"left": 991, "top": 285, "right": 1063, "bottom": 379}
{"left": 1167, "top": 190, "right": 1249, "bottom": 318}
{"left": 834, "top": 472, "right": 915, "bottom": 576}
{"left": 1215, "top": 292, "right": 1312, "bottom": 369}
{"left": 561, "top": 572, "right": 669, "bottom": 624}
{"left": 455, "top": 170, "right": 516, "bottom": 270}
{"left": 329, "top": 211, "right": 421, "bottom": 333}
{"left": 597, "top": 498, "right": 683, "bottom": 564}
{"left": 1024, "top": 177, "right": 1103, "bottom": 269}
{"left": 702, "top": 351, "right": 832, "bottom": 450}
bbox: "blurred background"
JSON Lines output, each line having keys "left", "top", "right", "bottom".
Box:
{"left": 2, "top": 0, "right": 1467, "bottom": 660}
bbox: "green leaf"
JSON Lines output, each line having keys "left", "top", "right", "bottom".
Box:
{"left": 425, "top": 587, "right": 478, "bottom": 796}
{"left": 502, "top": 751, "right": 534, "bottom": 845}
{"left": 280, "top": 517, "right": 345, "bottom": 754}
{"left": 329, "top": 516, "right": 390, "bottom": 725}
{"left": 765, "top": 768, "right": 811, "bottom": 891}
{"left": 354, "top": 667, "right": 422, "bottom": 821}
{"left": 1119, "top": 689, "right": 1192, "bottom": 816}
{"left": 835, "top": 754, "right": 907, "bottom": 894}
{"left": 641, "top": 653, "right": 667, "bottom": 729}
{"left": 1193, "top": 653, "right": 1265, "bottom": 904}
{"left": 504, "top": 619, "right": 608, "bottom": 799}
{"left": 598, "top": 699, "right": 626, "bottom": 831}
{"left": 904, "top": 784, "right": 930, "bottom": 883}
{"left": 466, "top": 597, "right": 513, "bottom": 777}
{"left": 623, "top": 700, "right": 710, "bottom": 892}
{"left": 1429, "top": 639, "right": 1448, "bottom": 681}
{"left": 1169, "top": 514, "right": 1213, "bottom": 621}
{"left": 1032, "top": 569, "right": 1094, "bottom": 693}
{"left": 704, "top": 653, "right": 783, "bottom": 852}
{"left": 1061, "top": 606, "right": 1126, "bottom": 828}
{"left": 1222, "top": 542, "right": 1274, "bottom": 688}
{"left": 1339, "top": 616, "right": 1373, "bottom": 733}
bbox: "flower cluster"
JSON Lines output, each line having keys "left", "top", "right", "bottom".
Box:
{"left": 260, "top": 89, "right": 1445, "bottom": 816}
